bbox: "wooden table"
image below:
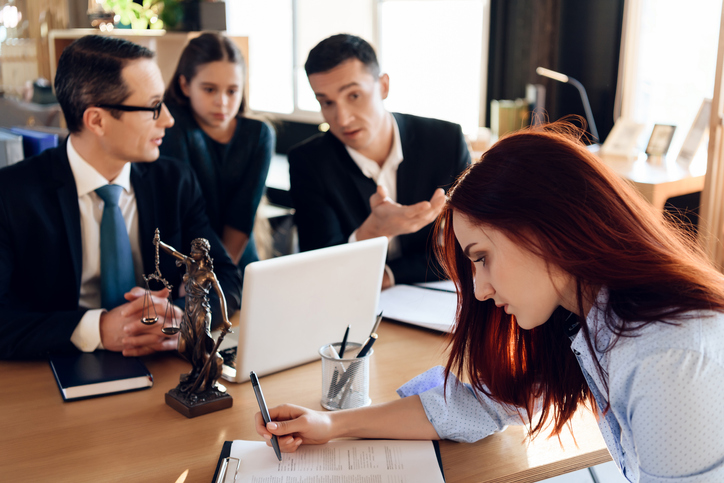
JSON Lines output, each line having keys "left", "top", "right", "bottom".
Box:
{"left": 599, "top": 150, "right": 707, "bottom": 211}
{"left": 0, "top": 321, "right": 610, "bottom": 482}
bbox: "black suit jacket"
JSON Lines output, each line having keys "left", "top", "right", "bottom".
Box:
{"left": 0, "top": 142, "right": 242, "bottom": 359}
{"left": 288, "top": 113, "right": 471, "bottom": 285}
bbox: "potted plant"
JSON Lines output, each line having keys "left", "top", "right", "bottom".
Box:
{"left": 98, "top": 0, "right": 166, "bottom": 30}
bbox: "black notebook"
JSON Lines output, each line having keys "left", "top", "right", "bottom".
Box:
{"left": 49, "top": 350, "right": 153, "bottom": 401}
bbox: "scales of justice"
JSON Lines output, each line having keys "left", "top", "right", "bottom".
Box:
{"left": 141, "top": 228, "right": 233, "bottom": 418}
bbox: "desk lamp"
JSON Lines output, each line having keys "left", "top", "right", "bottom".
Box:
{"left": 536, "top": 66, "right": 600, "bottom": 143}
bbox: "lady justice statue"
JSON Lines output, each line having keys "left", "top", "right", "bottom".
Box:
{"left": 145, "top": 229, "right": 233, "bottom": 418}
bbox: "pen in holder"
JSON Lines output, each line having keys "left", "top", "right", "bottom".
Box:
{"left": 319, "top": 342, "right": 373, "bottom": 410}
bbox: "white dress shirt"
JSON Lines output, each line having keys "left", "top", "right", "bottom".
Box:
{"left": 346, "top": 114, "right": 403, "bottom": 284}
{"left": 398, "top": 288, "right": 724, "bottom": 482}
{"left": 67, "top": 136, "right": 144, "bottom": 351}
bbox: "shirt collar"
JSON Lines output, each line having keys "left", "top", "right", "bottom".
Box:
{"left": 67, "top": 136, "right": 132, "bottom": 197}
{"left": 345, "top": 113, "right": 404, "bottom": 180}
{"left": 571, "top": 287, "right": 614, "bottom": 358}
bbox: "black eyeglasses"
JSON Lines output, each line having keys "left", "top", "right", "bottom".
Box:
{"left": 96, "top": 100, "right": 164, "bottom": 120}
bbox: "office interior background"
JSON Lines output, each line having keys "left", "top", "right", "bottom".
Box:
{"left": 1, "top": 0, "right": 720, "bottom": 155}
{"left": 0, "top": 2, "right": 722, "bottom": 482}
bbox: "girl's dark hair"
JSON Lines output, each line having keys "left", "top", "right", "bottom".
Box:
{"left": 165, "top": 32, "right": 247, "bottom": 114}
{"left": 435, "top": 121, "right": 724, "bottom": 438}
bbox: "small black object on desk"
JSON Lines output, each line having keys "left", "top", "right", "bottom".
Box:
{"left": 339, "top": 324, "right": 350, "bottom": 358}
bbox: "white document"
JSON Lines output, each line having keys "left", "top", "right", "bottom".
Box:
{"left": 378, "top": 284, "right": 457, "bottom": 333}
{"left": 228, "top": 439, "right": 444, "bottom": 483}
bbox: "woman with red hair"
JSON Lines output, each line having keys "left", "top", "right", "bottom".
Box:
{"left": 256, "top": 123, "right": 724, "bottom": 482}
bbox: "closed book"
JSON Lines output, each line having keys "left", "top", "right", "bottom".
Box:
{"left": 49, "top": 350, "right": 153, "bottom": 401}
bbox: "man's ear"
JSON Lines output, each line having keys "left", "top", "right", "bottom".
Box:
{"left": 179, "top": 75, "right": 191, "bottom": 97}
{"left": 379, "top": 73, "right": 390, "bottom": 100}
{"left": 83, "top": 107, "right": 107, "bottom": 137}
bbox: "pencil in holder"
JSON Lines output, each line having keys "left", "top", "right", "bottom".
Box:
{"left": 319, "top": 342, "right": 372, "bottom": 410}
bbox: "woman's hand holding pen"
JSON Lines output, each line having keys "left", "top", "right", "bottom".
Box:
{"left": 255, "top": 404, "right": 335, "bottom": 452}
{"left": 254, "top": 397, "right": 439, "bottom": 453}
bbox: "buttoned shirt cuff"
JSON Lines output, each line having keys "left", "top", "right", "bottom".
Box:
{"left": 384, "top": 264, "right": 395, "bottom": 287}
{"left": 70, "top": 309, "right": 106, "bottom": 352}
{"left": 348, "top": 230, "right": 358, "bottom": 243}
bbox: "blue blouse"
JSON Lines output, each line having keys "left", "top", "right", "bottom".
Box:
{"left": 161, "top": 105, "right": 274, "bottom": 268}
{"left": 398, "top": 290, "right": 724, "bottom": 482}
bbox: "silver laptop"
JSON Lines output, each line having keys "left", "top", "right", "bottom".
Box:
{"left": 217, "top": 236, "right": 388, "bottom": 383}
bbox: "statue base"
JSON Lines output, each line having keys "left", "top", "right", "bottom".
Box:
{"left": 165, "top": 385, "right": 233, "bottom": 418}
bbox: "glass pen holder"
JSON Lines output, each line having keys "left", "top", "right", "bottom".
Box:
{"left": 319, "top": 342, "right": 373, "bottom": 410}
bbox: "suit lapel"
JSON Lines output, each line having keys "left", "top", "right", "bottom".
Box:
{"left": 394, "top": 113, "right": 416, "bottom": 206}
{"left": 131, "top": 163, "right": 155, "bottom": 274}
{"left": 52, "top": 145, "right": 83, "bottom": 296}
{"left": 327, "top": 134, "right": 377, "bottom": 213}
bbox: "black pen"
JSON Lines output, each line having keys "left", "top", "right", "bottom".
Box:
{"left": 338, "top": 324, "right": 351, "bottom": 358}
{"left": 356, "top": 332, "right": 378, "bottom": 358}
{"left": 250, "top": 371, "right": 282, "bottom": 461}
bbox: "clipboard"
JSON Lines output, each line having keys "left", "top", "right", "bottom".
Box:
{"left": 212, "top": 440, "right": 446, "bottom": 482}
{"left": 212, "top": 441, "right": 240, "bottom": 483}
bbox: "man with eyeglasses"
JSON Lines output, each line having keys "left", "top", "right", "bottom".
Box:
{"left": 0, "top": 35, "right": 242, "bottom": 359}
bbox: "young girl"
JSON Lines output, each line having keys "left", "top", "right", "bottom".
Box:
{"left": 255, "top": 123, "right": 724, "bottom": 482}
{"left": 162, "top": 32, "right": 274, "bottom": 273}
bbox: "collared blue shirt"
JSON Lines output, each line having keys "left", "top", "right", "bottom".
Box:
{"left": 398, "top": 290, "right": 724, "bottom": 482}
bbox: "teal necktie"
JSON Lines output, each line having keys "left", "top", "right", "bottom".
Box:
{"left": 95, "top": 185, "right": 136, "bottom": 309}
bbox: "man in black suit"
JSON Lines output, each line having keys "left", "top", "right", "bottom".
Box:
{"left": 289, "top": 34, "right": 470, "bottom": 287}
{"left": 0, "top": 36, "right": 241, "bottom": 359}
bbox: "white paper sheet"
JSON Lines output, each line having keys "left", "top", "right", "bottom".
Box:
{"left": 378, "top": 284, "right": 457, "bottom": 332}
{"left": 229, "top": 439, "right": 444, "bottom": 483}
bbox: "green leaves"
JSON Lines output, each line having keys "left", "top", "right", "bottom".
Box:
{"left": 99, "top": 0, "right": 167, "bottom": 30}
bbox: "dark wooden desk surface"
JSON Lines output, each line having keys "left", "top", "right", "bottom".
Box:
{"left": 0, "top": 321, "right": 609, "bottom": 482}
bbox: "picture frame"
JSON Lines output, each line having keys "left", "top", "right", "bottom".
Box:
{"left": 645, "top": 124, "right": 676, "bottom": 156}
{"left": 600, "top": 117, "right": 645, "bottom": 158}
{"left": 677, "top": 98, "right": 712, "bottom": 166}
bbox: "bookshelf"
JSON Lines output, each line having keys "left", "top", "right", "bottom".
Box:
{"left": 48, "top": 29, "right": 248, "bottom": 99}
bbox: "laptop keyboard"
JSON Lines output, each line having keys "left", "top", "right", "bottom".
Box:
{"left": 220, "top": 347, "right": 236, "bottom": 368}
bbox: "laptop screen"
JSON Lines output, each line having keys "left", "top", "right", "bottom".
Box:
{"left": 219, "top": 237, "right": 388, "bottom": 382}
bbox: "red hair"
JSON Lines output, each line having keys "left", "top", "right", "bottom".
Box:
{"left": 435, "top": 122, "right": 724, "bottom": 438}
